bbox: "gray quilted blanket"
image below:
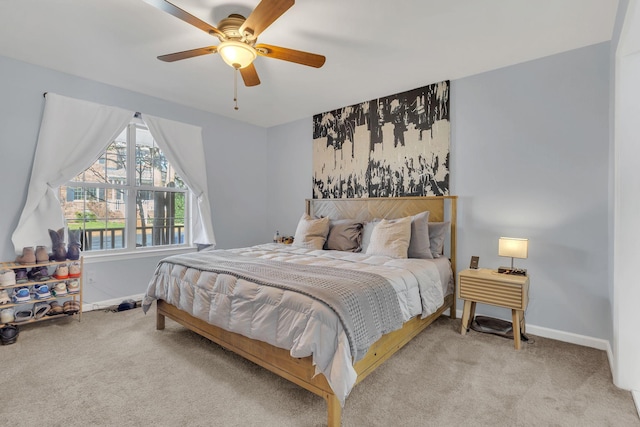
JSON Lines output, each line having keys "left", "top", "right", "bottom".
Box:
{"left": 157, "top": 250, "right": 403, "bottom": 361}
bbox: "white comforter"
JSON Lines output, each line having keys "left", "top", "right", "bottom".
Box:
{"left": 143, "top": 243, "right": 451, "bottom": 406}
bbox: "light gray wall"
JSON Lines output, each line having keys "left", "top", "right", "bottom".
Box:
{"left": 0, "top": 55, "right": 268, "bottom": 303}
{"left": 267, "top": 42, "right": 612, "bottom": 340}
{"left": 266, "top": 118, "right": 313, "bottom": 240}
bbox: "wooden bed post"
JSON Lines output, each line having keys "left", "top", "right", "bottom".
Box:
{"left": 156, "top": 310, "right": 165, "bottom": 330}
{"left": 325, "top": 394, "right": 342, "bottom": 427}
{"left": 449, "top": 196, "right": 457, "bottom": 320}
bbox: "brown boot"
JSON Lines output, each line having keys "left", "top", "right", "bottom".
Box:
{"left": 35, "top": 246, "right": 49, "bottom": 264}
{"left": 15, "top": 247, "right": 36, "bottom": 265}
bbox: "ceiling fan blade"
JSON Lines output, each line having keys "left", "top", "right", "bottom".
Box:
{"left": 255, "top": 44, "right": 326, "bottom": 68}
{"left": 143, "top": 0, "right": 225, "bottom": 39}
{"left": 240, "top": 64, "right": 261, "bottom": 87}
{"left": 239, "top": 0, "right": 294, "bottom": 38}
{"left": 157, "top": 46, "right": 218, "bottom": 62}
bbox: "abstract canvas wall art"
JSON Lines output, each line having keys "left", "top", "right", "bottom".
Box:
{"left": 312, "top": 80, "right": 450, "bottom": 199}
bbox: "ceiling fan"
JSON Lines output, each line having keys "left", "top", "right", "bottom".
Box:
{"left": 143, "top": 0, "right": 326, "bottom": 94}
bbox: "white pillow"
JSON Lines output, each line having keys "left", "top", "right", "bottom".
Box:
{"left": 365, "top": 217, "right": 412, "bottom": 258}
{"left": 292, "top": 214, "right": 330, "bottom": 250}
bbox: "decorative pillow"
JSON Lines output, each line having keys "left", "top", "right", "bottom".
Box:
{"left": 360, "top": 220, "right": 381, "bottom": 253}
{"left": 324, "top": 219, "right": 363, "bottom": 252}
{"left": 365, "top": 217, "right": 412, "bottom": 259}
{"left": 407, "top": 211, "right": 433, "bottom": 259}
{"left": 292, "top": 214, "right": 330, "bottom": 250}
{"left": 428, "top": 221, "right": 450, "bottom": 258}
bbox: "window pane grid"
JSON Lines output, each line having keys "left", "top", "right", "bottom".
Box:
{"left": 60, "top": 123, "right": 188, "bottom": 253}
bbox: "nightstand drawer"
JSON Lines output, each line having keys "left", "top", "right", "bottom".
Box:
{"left": 459, "top": 275, "right": 527, "bottom": 309}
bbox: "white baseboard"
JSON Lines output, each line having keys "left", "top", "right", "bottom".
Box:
{"left": 633, "top": 390, "right": 640, "bottom": 419}
{"left": 82, "top": 293, "right": 145, "bottom": 312}
{"left": 452, "top": 308, "right": 611, "bottom": 351}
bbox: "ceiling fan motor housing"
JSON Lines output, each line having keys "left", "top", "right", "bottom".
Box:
{"left": 217, "top": 14, "right": 255, "bottom": 44}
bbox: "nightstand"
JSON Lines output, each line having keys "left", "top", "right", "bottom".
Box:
{"left": 458, "top": 268, "right": 529, "bottom": 349}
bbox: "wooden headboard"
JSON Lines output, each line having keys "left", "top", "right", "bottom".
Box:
{"left": 306, "top": 196, "right": 457, "bottom": 274}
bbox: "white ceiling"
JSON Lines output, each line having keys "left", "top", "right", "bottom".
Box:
{"left": 0, "top": 0, "right": 618, "bottom": 128}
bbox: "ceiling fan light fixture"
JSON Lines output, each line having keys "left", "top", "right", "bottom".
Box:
{"left": 218, "top": 40, "right": 257, "bottom": 69}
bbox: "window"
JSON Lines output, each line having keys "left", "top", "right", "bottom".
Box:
{"left": 59, "top": 122, "right": 189, "bottom": 253}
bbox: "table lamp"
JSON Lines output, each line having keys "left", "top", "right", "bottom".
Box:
{"left": 498, "top": 237, "right": 528, "bottom": 275}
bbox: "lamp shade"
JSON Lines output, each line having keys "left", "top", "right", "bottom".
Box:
{"left": 498, "top": 237, "right": 528, "bottom": 259}
{"left": 217, "top": 41, "right": 257, "bottom": 69}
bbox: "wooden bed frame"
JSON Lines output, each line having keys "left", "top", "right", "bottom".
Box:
{"left": 155, "top": 196, "right": 457, "bottom": 426}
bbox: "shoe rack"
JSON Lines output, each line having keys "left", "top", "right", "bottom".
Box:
{"left": 0, "top": 257, "right": 83, "bottom": 326}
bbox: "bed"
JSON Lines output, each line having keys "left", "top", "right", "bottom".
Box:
{"left": 143, "top": 196, "right": 457, "bottom": 426}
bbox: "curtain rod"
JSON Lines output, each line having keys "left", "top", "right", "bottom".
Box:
{"left": 42, "top": 92, "right": 141, "bottom": 117}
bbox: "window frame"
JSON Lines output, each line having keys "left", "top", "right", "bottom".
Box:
{"left": 61, "top": 120, "right": 193, "bottom": 258}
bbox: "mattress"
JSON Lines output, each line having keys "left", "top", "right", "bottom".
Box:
{"left": 143, "top": 243, "right": 452, "bottom": 405}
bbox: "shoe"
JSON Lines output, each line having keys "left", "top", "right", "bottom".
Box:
{"left": 49, "top": 228, "right": 67, "bottom": 262}
{"left": 68, "top": 262, "right": 81, "bottom": 278}
{"left": 15, "top": 247, "right": 36, "bottom": 265}
{"left": 47, "top": 301, "right": 63, "bottom": 316}
{"left": 0, "top": 290, "right": 10, "bottom": 305}
{"left": 13, "top": 310, "right": 32, "bottom": 323}
{"left": 67, "top": 229, "right": 81, "bottom": 261}
{"left": 14, "top": 268, "right": 28, "bottom": 284}
{"left": 35, "top": 284, "right": 51, "bottom": 299}
{"left": 52, "top": 282, "right": 67, "bottom": 296}
{"left": 33, "top": 302, "right": 50, "bottom": 319}
{"left": 0, "top": 325, "right": 19, "bottom": 345}
{"left": 0, "top": 269, "right": 16, "bottom": 287}
{"left": 63, "top": 300, "right": 80, "bottom": 315}
{"left": 1, "top": 308, "right": 15, "bottom": 323}
{"left": 27, "top": 266, "right": 50, "bottom": 282}
{"left": 53, "top": 264, "right": 69, "bottom": 279}
{"left": 35, "top": 246, "right": 49, "bottom": 264}
{"left": 12, "top": 288, "right": 31, "bottom": 303}
{"left": 66, "top": 280, "right": 80, "bottom": 294}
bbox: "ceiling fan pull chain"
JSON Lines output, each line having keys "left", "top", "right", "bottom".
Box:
{"left": 234, "top": 67, "right": 239, "bottom": 110}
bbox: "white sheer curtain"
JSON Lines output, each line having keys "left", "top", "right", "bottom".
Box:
{"left": 12, "top": 93, "right": 133, "bottom": 252}
{"left": 142, "top": 114, "right": 215, "bottom": 246}
{"left": 12, "top": 93, "right": 216, "bottom": 252}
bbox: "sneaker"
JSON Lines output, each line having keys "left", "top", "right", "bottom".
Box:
{"left": 68, "top": 262, "right": 81, "bottom": 278}
{"left": 28, "top": 266, "right": 50, "bottom": 281}
{"left": 0, "top": 290, "right": 10, "bottom": 305}
{"left": 35, "top": 284, "right": 51, "bottom": 299}
{"left": 0, "top": 270, "right": 16, "bottom": 287}
{"left": 66, "top": 280, "right": 80, "bottom": 294}
{"left": 1, "top": 308, "right": 15, "bottom": 323}
{"left": 14, "top": 268, "right": 28, "bottom": 284}
{"left": 52, "top": 282, "right": 67, "bottom": 296}
{"left": 53, "top": 264, "right": 69, "bottom": 279}
{"left": 12, "top": 288, "right": 31, "bottom": 303}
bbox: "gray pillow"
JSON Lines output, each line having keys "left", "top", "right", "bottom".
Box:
{"left": 428, "top": 221, "right": 450, "bottom": 258}
{"left": 324, "top": 219, "right": 363, "bottom": 252}
{"left": 360, "top": 220, "right": 381, "bottom": 253}
{"left": 407, "top": 211, "right": 433, "bottom": 259}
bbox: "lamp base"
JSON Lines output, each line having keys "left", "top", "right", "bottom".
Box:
{"left": 498, "top": 266, "right": 527, "bottom": 276}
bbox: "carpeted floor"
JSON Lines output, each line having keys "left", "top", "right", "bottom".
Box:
{"left": 1, "top": 307, "right": 638, "bottom": 427}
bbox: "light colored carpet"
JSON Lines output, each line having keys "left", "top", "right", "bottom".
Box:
{"left": 1, "top": 307, "right": 638, "bottom": 427}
